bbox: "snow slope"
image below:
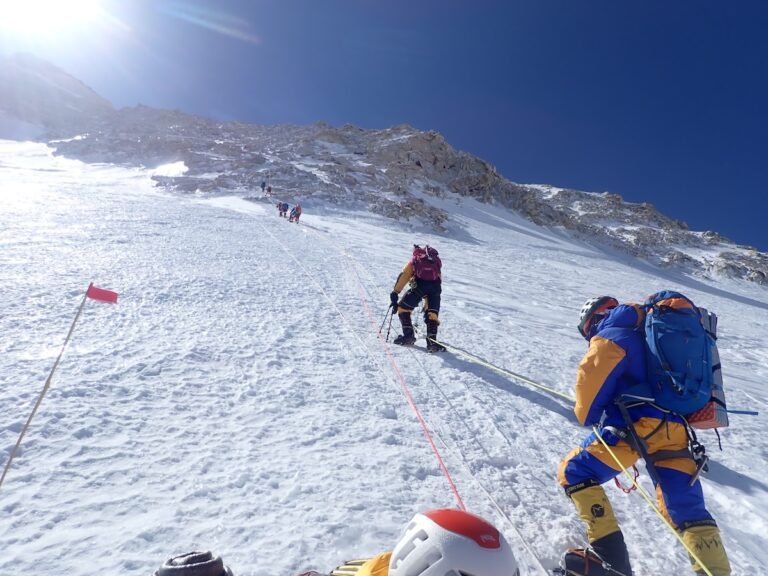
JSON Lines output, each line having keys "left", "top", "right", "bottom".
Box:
{"left": 1, "top": 141, "right": 767, "bottom": 575}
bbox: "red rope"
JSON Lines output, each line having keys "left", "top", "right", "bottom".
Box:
{"left": 351, "top": 259, "right": 466, "bottom": 511}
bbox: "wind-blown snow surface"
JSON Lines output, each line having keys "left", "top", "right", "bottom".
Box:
{"left": 1, "top": 140, "right": 767, "bottom": 575}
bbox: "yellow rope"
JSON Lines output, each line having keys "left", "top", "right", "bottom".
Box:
{"left": 591, "top": 426, "right": 714, "bottom": 576}
{"left": 428, "top": 337, "right": 576, "bottom": 403}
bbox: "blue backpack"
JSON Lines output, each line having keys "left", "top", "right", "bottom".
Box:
{"left": 642, "top": 291, "right": 713, "bottom": 415}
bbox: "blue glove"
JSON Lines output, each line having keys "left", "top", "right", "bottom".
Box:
{"left": 390, "top": 291, "right": 399, "bottom": 309}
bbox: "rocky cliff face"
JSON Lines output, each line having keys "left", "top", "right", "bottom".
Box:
{"left": 3, "top": 55, "right": 766, "bottom": 285}
{"left": 519, "top": 186, "right": 767, "bottom": 284}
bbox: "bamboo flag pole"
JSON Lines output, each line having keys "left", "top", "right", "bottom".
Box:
{"left": 0, "top": 283, "right": 118, "bottom": 490}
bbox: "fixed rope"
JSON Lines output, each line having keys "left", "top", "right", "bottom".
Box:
{"left": 430, "top": 415, "right": 551, "bottom": 575}
{"left": 427, "top": 337, "right": 576, "bottom": 403}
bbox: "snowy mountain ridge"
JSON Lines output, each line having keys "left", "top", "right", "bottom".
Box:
{"left": 2, "top": 52, "right": 766, "bottom": 285}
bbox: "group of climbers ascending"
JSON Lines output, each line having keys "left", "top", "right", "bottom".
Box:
{"left": 265, "top": 180, "right": 302, "bottom": 223}
{"left": 275, "top": 201, "right": 302, "bottom": 223}
{"left": 264, "top": 179, "right": 301, "bottom": 223}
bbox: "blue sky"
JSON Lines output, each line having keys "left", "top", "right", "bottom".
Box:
{"left": 3, "top": 0, "right": 767, "bottom": 250}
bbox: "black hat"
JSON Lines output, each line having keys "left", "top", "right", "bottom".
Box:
{"left": 154, "top": 551, "right": 234, "bottom": 576}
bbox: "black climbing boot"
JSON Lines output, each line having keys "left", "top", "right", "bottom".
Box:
{"left": 426, "top": 319, "right": 446, "bottom": 353}
{"left": 559, "top": 531, "right": 633, "bottom": 576}
{"left": 394, "top": 312, "right": 416, "bottom": 345}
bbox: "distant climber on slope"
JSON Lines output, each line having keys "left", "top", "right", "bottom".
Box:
{"left": 289, "top": 203, "right": 302, "bottom": 223}
{"left": 390, "top": 244, "right": 445, "bottom": 352}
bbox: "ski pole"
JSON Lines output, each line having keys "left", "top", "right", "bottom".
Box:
{"left": 378, "top": 306, "right": 393, "bottom": 335}
{"left": 385, "top": 306, "right": 395, "bottom": 342}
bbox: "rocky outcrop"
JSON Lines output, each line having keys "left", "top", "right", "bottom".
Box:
{"left": 46, "top": 114, "right": 768, "bottom": 284}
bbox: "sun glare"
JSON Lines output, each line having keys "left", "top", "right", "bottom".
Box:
{"left": 0, "top": 0, "right": 102, "bottom": 37}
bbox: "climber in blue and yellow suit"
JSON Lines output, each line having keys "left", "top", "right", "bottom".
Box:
{"left": 557, "top": 297, "right": 731, "bottom": 576}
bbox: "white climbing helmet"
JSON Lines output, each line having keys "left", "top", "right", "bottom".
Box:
{"left": 577, "top": 296, "right": 619, "bottom": 340}
{"left": 389, "top": 509, "right": 519, "bottom": 576}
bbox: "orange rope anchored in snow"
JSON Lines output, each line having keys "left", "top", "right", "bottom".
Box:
{"left": 351, "top": 258, "right": 466, "bottom": 511}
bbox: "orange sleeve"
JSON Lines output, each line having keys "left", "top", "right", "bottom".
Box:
{"left": 574, "top": 336, "right": 626, "bottom": 425}
{"left": 393, "top": 262, "right": 414, "bottom": 293}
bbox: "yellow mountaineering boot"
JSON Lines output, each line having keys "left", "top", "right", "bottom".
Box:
{"left": 682, "top": 524, "right": 731, "bottom": 576}
{"left": 562, "top": 483, "right": 633, "bottom": 575}
{"left": 569, "top": 484, "right": 622, "bottom": 543}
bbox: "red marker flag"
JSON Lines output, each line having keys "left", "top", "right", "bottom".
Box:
{"left": 86, "top": 283, "right": 119, "bottom": 304}
{"left": 1, "top": 281, "right": 120, "bottom": 489}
